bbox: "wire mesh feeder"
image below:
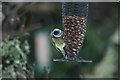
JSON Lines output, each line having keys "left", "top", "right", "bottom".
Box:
{"left": 53, "top": 2, "right": 92, "bottom": 62}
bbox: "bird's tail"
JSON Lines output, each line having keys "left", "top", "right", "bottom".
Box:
{"left": 61, "top": 49, "right": 67, "bottom": 59}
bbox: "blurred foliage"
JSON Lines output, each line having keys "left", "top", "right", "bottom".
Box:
{"left": 1, "top": 37, "right": 34, "bottom": 78}
{"left": 84, "top": 29, "right": 118, "bottom": 78}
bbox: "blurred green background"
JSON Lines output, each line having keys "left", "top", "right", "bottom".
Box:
{"left": 1, "top": 2, "right": 119, "bottom": 79}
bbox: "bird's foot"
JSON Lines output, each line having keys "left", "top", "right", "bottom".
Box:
{"left": 64, "top": 55, "right": 68, "bottom": 60}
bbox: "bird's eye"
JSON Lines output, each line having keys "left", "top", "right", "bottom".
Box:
{"left": 54, "top": 31, "right": 60, "bottom": 35}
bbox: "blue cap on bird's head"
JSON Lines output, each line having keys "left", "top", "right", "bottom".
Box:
{"left": 51, "top": 28, "right": 63, "bottom": 38}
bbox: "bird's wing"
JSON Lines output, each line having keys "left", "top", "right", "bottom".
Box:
{"left": 51, "top": 38, "right": 67, "bottom": 58}
{"left": 61, "top": 37, "right": 65, "bottom": 47}
{"left": 51, "top": 38, "right": 61, "bottom": 53}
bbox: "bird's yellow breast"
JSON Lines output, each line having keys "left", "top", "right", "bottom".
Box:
{"left": 52, "top": 37, "right": 63, "bottom": 51}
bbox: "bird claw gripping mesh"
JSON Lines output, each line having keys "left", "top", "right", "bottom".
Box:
{"left": 53, "top": 2, "right": 92, "bottom": 62}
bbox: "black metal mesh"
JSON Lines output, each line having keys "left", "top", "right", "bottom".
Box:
{"left": 62, "top": 2, "right": 88, "bottom": 18}
{"left": 62, "top": 2, "right": 88, "bottom": 60}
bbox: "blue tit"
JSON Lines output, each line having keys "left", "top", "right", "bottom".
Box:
{"left": 51, "top": 28, "right": 67, "bottom": 59}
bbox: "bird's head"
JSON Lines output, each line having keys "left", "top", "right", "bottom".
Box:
{"left": 51, "top": 28, "right": 63, "bottom": 38}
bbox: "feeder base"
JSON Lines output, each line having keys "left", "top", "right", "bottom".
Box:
{"left": 53, "top": 58, "right": 92, "bottom": 62}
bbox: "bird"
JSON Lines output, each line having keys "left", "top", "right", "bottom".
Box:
{"left": 51, "top": 28, "right": 67, "bottom": 59}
